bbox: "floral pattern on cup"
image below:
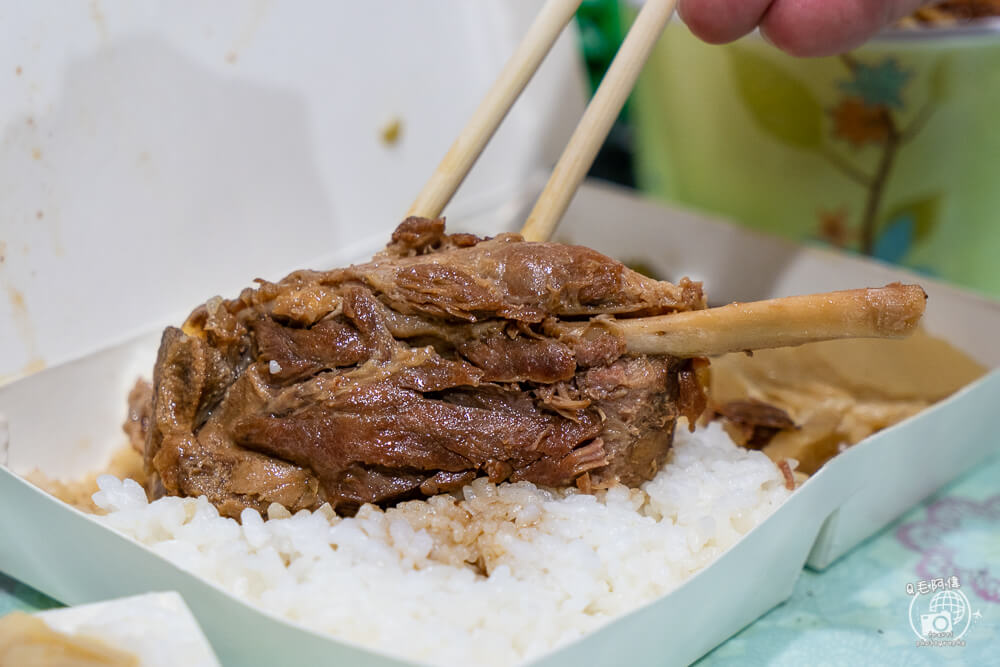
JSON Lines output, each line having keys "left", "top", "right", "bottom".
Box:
{"left": 730, "top": 50, "right": 944, "bottom": 266}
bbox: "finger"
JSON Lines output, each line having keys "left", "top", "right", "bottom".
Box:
{"left": 678, "top": 0, "right": 774, "bottom": 44}
{"left": 760, "top": 0, "right": 926, "bottom": 57}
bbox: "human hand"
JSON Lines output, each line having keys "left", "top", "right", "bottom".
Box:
{"left": 677, "top": 0, "right": 927, "bottom": 57}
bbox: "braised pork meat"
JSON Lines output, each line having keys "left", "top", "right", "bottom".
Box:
{"left": 141, "top": 218, "right": 707, "bottom": 517}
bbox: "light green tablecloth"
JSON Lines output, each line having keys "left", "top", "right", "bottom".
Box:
{"left": 699, "top": 452, "right": 1000, "bottom": 666}
{"left": 4, "top": 453, "right": 998, "bottom": 665}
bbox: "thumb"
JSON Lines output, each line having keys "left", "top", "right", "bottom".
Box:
{"left": 760, "top": 0, "right": 928, "bottom": 57}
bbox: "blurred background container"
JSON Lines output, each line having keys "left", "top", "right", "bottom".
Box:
{"left": 582, "top": 2, "right": 1000, "bottom": 297}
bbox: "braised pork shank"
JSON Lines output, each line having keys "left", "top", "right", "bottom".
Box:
{"left": 139, "top": 218, "right": 708, "bottom": 517}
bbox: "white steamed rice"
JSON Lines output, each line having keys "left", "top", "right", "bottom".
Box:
{"left": 92, "top": 422, "right": 792, "bottom": 666}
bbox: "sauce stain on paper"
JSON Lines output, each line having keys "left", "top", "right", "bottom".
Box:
{"left": 225, "top": 0, "right": 272, "bottom": 64}
{"left": 90, "top": 0, "right": 110, "bottom": 43}
{"left": 5, "top": 285, "right": 45, "bottom": 377}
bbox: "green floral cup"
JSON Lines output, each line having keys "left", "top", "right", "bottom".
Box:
{"left": 631, "top": 21, "right": 1000, "bottom": 297}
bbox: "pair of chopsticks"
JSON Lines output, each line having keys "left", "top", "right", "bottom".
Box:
{"left": 407, "top": 0, "right": 678, "bottom": 243}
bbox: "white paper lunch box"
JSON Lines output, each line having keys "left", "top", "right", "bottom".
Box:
{"left": 2, "top": 180, "right": 998, "bottom": 666}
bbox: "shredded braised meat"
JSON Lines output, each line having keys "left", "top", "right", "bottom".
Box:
{"left": 713, "top": 398, "right": 798, "bottom": 450}
{"left": 140, "top": 218, "right": 708, "bottom": 517}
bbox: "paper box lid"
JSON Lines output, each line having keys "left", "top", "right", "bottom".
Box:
{"left": 0, "top": 0, "right": 587, "bottom": 378}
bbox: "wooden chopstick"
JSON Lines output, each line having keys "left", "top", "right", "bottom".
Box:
{"left": 521, "top": 0, "right": 678, "bottom": 242}
{"left": 407, "top": 0, "right": 584, "bottom": 220}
